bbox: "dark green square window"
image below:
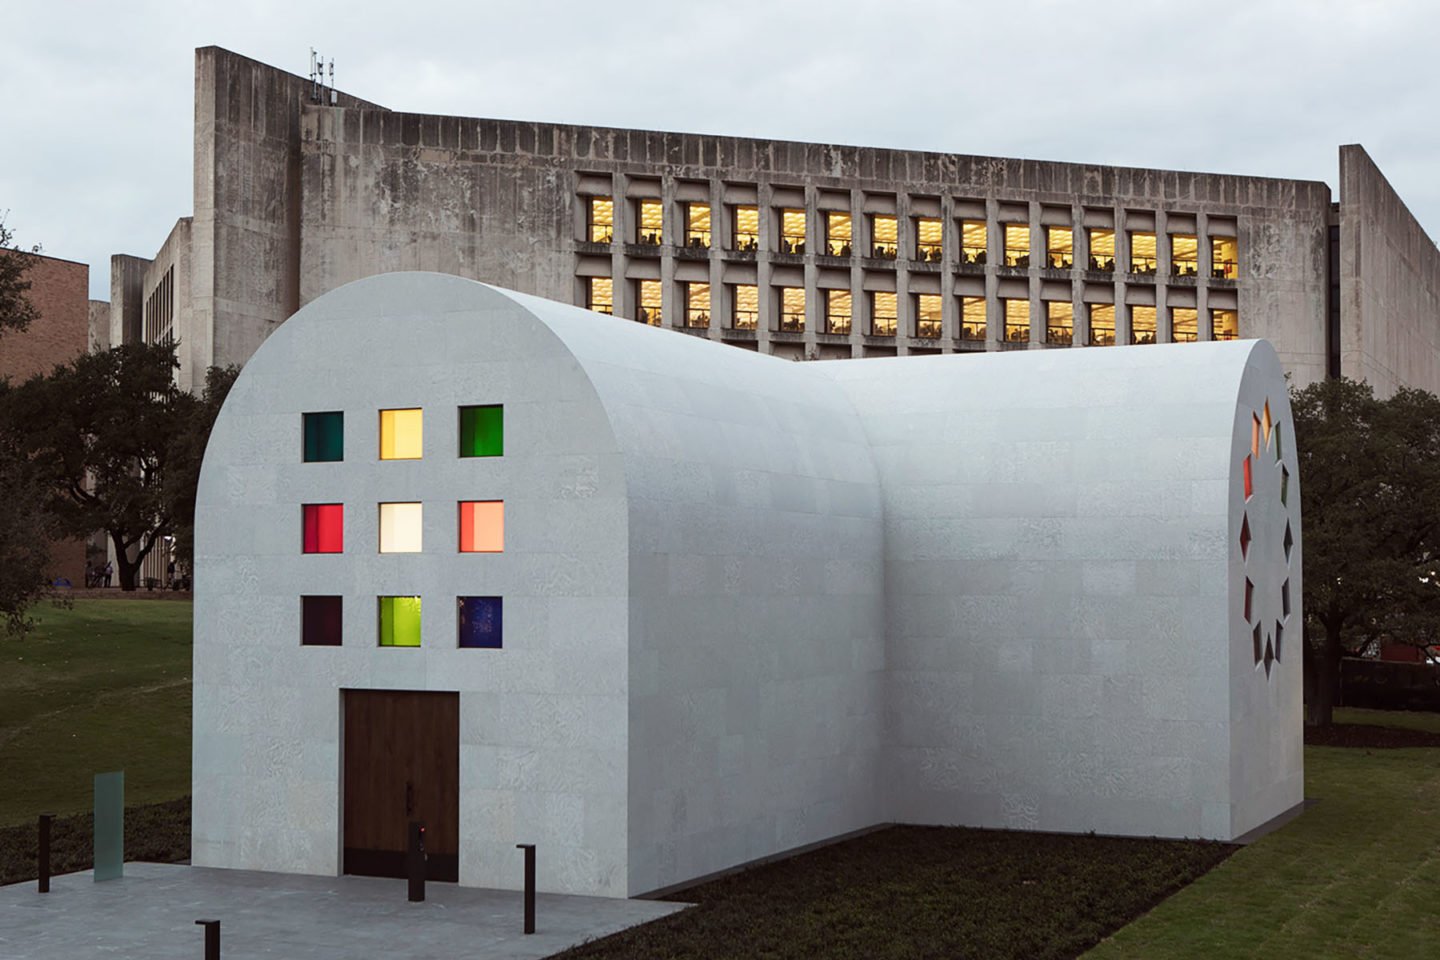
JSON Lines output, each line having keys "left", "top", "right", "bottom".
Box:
{"left": 303, "top": 411, "right": 344, "bottom": 462}
{"left": 459, "top": 405, "right": 503, "bottom": 458}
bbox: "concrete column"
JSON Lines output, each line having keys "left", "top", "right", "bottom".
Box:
{"left": 1116, "top": 206, "right": 1131, "bottom": 346}
{"left": 615, "top": 176, "right": 633, "bottom": 319}
{"left": 661, "top": 176, "right": 677, "bottom": 330}
{"left": 757, "top": 181, "right": 773, "bottom": 351}
{"left": 803, "top": 185, "right": 818, "bottom": 355}
{"left": 940, "top": 193, "right": 955, "bottom": 352}
{"left": 1156, "top": 209, "right": 1170, "bottom": 343}
{"left": 850, "top": 187, "right": 864, "bottom": 356}
{"left": 1197, "top": 211, "right": 1212, "bottom": 341}
{"left": 709, "top": 180, "right": 724, "bottom": 341}
{"left": 895, "top": 192, "right": 912, "bottom": 354}
{"left": 985, "top": 197, "right": 1000, "bottom": 352}
{"left": 1029, "top": 201, "right": 1042, "bottom": 347}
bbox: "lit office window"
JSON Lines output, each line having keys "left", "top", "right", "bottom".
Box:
{"left": 915, "top": 293, "right": 942, "bottom": 338}
{"left": 1004, "top": 224, "right": 1030, "bottom": 267}
{"left": 1172, "top": 307, "right": 1199, "bottom": 342}
{"left": 826, "top": 212, "right": 853, "bottom": 256}
{"left": 636, "top": 279, "right": 662, "bottom": 326}
{"left": 871, "top": 215, "right": 898, "bottom": 259}
{"left": 1131, "top": 305, "right": 1157, "bottom": 344}
{"left": 1171, "top": 235, "right": 1199, "bottom": 276}
{"left": 1090, "top": 304, "right": 1116, "bottom": 345}
{"left": 1046, "top": 302, "right": 1074, "bottom": 344}
{"left": 780, "top": 209, "right": 806, "bottom": 254}
{"left": 960, "top": 220, "right": 987, "bottom": 264}
{"left": 685, "top": 203, "right": 711, "bottom": 248}
{"left": 1212, "top": 308, "right": 1240, "bottom": 340}
{"left": 779, "top": 287, "right": 806, "bottom": 331}
{"left": 915, "top": 218, "right": 942, "bottom": 261}
{"left": 1088, "top": 228, "right": 1116, "bottom": 271}
{"left": 379, "top": 502, "right": 422, "bottom": 554}
{"left": 1047, "top": 227, "right": 1074, "bottom": 269}
{"left": 586, "top": 277, "right": 614, "bottom": 314}
{"left": 959, "top": 296, "right": 986, "bottom": 340}
{"left": 1212, "top": 235, "right": 1238, "bottom": 279}
{"left": 733, "top": 206, "right": 760, "bottom": 251}
{"left": 637, "top": 200, "right": 663, "bottom": 245}
{"left": 379, "top": 408, "right": 422, "bottom": 460}
{"left": 871, "top": 291, "right": 898, "bottom": 336}
{"left": 587, "top": 197, "right": 614, "bottom": 243}
{"left": 825, "top": 290, "right": 853, "bottom": 335}
{"left": 732, "top": 284, "right": 759, "bottom": 329}
{"left": 1130, "top": 232, "right": 1158, "bottom": 274}
{"left": 1003, "top": 298, "right": 1030, "bottom": 341}
{"left": 685, "top": 282, "right": 711, "bottom": 328}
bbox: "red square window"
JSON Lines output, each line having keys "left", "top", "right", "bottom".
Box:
{"left": 303, "top": 503, "right": 344, "bottom": 554}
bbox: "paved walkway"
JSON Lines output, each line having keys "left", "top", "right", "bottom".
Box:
{"left": 0, "top": 863, "right": 687, "bottom": 958}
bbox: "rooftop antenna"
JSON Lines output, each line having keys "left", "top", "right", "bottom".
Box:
{"left": 309, "top": 48, "right": 322, "bottom": 104}
{"left": 328, "top": 58, "right": 337, "bottom": 105}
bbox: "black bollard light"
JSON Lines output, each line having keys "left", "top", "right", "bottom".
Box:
{"left": 37, "top": 814, "right": 52, "bottom": 893}
{"left": 195, "top": 919, "right": 220, "bottom": 960}
{"left": 407, "top": 821, "right": 426, "bottom": 903}
{"left": 517, "top": 843, "right": 536, "bottom": 934}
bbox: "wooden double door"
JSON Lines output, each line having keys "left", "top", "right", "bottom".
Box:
{"left": 343, "top": 690, "right": 459, "bottom": 882}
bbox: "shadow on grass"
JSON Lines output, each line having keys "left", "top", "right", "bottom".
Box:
{"left": 0, "top": 797, "right": 190, "bottom": 887}
{"left": 555, "top": 825, "right": 1236, "bottom": 960}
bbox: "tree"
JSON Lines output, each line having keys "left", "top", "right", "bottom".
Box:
{"left": 0, "top": 215, "right": 40, "bottom": 337}
{"left": 0, "top": 341, "right": 236, "bottom": 591}
{"left": 168, "top": 364, "right": 239, "bottom": 568}
{"left": 1291, "top": 377, "right": 1440, "bottom": 726}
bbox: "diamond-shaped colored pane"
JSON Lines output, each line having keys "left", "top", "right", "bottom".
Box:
{"left": 1244, "top": 578, "right": 1254, "bottom": 622}
{"left": 1253, "top": 623, "right": 1263, "bottom": 665}
{"left": 1262, "top": 401, "right": 1272, "bottom": 446}
{"left": 1284, "top": 522, "right": 1294, "bottom": 562}
{"left": 1282, "top": 579, "right": 1291, "bottom": 617}
{"left": 1264, "top": 635, "right": 1275, "bottom": 676}
{"left": 1240, "top": 514, "right": 1251, "bottom": 560}
{"left": 1275, "top": 621, "right": 1284, "bottom": 663}
{"left": 1243, "top": 457, "right": 1253, "bottom": 499}
{"left": 1251, "top": 415, "right": 1260, "bottom": 458}
{"left": 1281, "top": 466, "right": 1289, "bottom": 507}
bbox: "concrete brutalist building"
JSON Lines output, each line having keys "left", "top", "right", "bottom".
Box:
{"left": 110, "top": 46, "right": 1439, "bottom": 398}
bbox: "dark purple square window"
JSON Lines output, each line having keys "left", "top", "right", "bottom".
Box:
{"left": 301, "top": 595, "right": 343, "bottom": 646}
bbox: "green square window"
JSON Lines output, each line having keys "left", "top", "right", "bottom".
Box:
{"left": 303, "top": 412, "right": 344, "bottom": 462}
{"left": 459, "top": 405, "right": 503, "bottom": 458}
{"left": 378, "top": 596, "right": 422, "bottom": 647}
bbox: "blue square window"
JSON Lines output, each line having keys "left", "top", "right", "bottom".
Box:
{"left": 458, "top": 596, "right": 502, "bottom": 648}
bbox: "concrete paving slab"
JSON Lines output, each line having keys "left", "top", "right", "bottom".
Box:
{"left": 0, "top": 862, "right": 688, "bottom": 959}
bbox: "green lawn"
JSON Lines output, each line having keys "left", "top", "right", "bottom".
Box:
{"left": 0, "top": 599, "right": 192, "bottom": 827}
{"left": 1084, "top": 722, "right": 1440, "bottom": 958}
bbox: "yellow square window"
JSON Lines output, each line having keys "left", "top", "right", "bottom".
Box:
{"left": 379, "top": 408, "right": 422, "bottom": 460}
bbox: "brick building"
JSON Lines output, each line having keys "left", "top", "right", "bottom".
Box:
{"left": 0, "top": 250, "right": 101, "bottom": 584}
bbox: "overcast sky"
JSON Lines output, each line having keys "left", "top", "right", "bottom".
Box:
{"left": 3, "top": 0, "right": 1436, "bottom": 300}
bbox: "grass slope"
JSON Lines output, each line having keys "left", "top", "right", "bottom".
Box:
{"left": 0, "top": 599, "right": 192, "bottom": 827}
{"left": 1084, "top": 712, "right": 1440, "bottom": 959}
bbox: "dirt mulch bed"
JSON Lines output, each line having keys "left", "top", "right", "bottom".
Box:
{"left": 554, "top": 825, "right": 1237, "bottom": 960}
{"left": 0, "top": 798, "right": 190, "bottom": 887}
{"left": 1304, "top": 723, "right": 1440, "bottom": 749}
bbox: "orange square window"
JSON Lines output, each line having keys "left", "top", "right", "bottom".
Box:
{"left": 459, "top": 501, "right": 504, "bottom": 553}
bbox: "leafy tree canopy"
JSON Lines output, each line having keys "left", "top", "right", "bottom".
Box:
{"left": 0, "top": 215, "right": 40, "bottom": 338}
{"left": 1292, "top": 376, "right": 1440, "bottom": 724}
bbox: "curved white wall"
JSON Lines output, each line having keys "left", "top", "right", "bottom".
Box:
{"left": 195, "top": 273, "right": 1302, "bottom": 900}
{"left": 820, "top": 339, "right": 1302, "bottom": 840}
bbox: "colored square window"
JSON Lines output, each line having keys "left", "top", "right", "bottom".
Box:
{"left": 301, "top": 596, "right": 343, "bottom": 646}
{"left": 459, "top": 501, "right": 504, "bottom": 553}
{"left": 378, "top": 596, "right": 422, "bottom": 647}
{"left": 302, "top": 503, "right": 344, "bottom": 554}
{"left": 458, "top": 596, "right": 503, "bottom": 648}
{"left": 380, "top": 408, "right": 423, "bottom": 460}
{"left": 303, "top": 411, "right": 344, "bottom": 462}
{"left": 379, "top": 502, "right": 423, "bottom": 553}
{"left": 459, "top": 405, "right": 503, "bottom": 458}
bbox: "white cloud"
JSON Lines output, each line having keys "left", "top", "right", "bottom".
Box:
{"left": 1, "top": 0, "right": 1436, "bottom": 300}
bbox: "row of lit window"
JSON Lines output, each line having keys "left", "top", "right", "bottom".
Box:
{"left": 585, "top": 198, "right": 1240, "bottom": 279}
{"left": 586, "top": 278, "right": 1239, "bottom": 343}
{"left": 301, "top": 595, "right": 502, "bottom": 648}
{"left": 302, "top": 406, "right": 503, "bottom": 462}
{"left": 301, "top": 501, "right": 503, "bottom": 554}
